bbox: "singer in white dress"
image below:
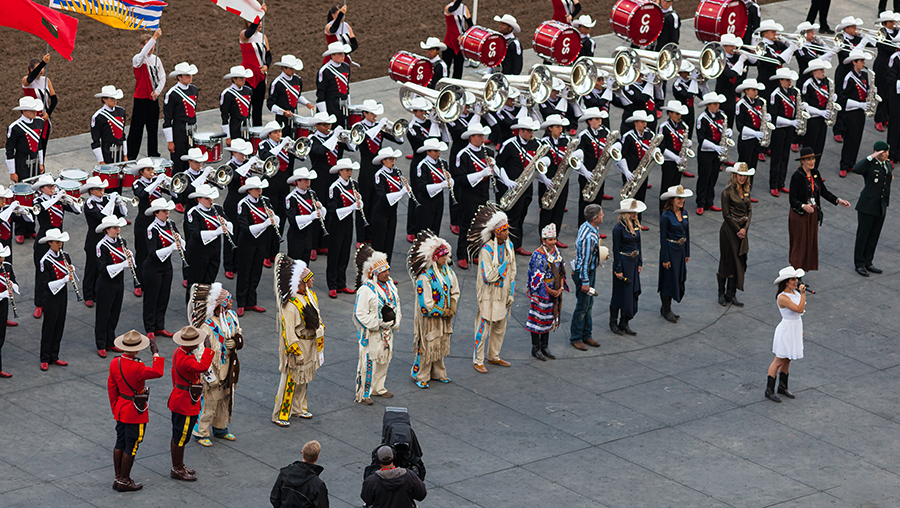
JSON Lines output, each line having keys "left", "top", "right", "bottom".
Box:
{"left": 765, "top": 266, "right": 807, "bottom": 403}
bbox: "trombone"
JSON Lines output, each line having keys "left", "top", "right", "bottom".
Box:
{"left": 856, "top": 26, "right": 900, "bottom": 49}
{"left": 588, "top": 47, "right": 643, "bottom": 87}
{"left": 542, "top": 57, "right": 599, "bottom": 97}
{"left": 681, "top": 42, "right": 729, "bottom": 80}
{"left": 504, "top": 65, "right": 553, "bottom": 105}
{"left": 436, "top": 74, "right": 510, "bottom": 112}
{"left": 731, "top": 41, "right": 783, "bottom": 65}
{"left": 399, "top": 82, "right": 467, "bottom": 123}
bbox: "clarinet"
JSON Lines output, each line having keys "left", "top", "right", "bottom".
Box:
{"left": 439, "top": 159, "right": 458, "bottom": 205}
{"left": 307, "top": 188, "right": 329, "bottom": 236}
{"left": 213, "top": 205, "right": 238, "bottom": 250}
{"left": 1, "top": 265, "right": 18, "bottom": 319}
{"left": 167, "top": 220, "right": 189, "bottom": 268}
{"left": 120, "top": 238, "right": 141, "bottom": 288}
{"left": 396, "top": 168, "right": 421, "bottom": 207}
{"left": 261, "top": 196, "right": 285, "bottom": 243}
{"left": 349, "top": 179, "right": 369, "bottom": 226}
{"left": 60, "top": 251, "right": 83, "bottom": 302}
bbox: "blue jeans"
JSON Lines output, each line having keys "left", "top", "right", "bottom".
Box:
{"left": 570, "top": 271, "right": 596, "bottom": 343}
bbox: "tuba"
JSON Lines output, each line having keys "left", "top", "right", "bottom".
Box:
{"left": 248, "top": 157, "right": 278, "bottom": 178}
{"left": 628, "top": 43, "right": 683, "bottom": 82}
{"left": 582, "top": 130, "right": 622, "bottom": 202}
{"left": 620, "top": 133, "right": 664, "bottom": 200}
{"left": 540, "top": 137, "right": 581, "bottom": 210}
{"left": 681, "top": 42, "right": 728, "bottom": 81}
{"left": 211, "top": 165, "right": 234, "bottom": 187}
{"left": 589, "top": 47, "right": 643, "bottom": 87}
{"left": 543, "top": 57, "right": 599, "bottom": 97}
{"left": 366, "top": 118, "right": 409, "bottom": 139}
{"left": 437, "top": 74, "right": 510, "bottom": 112}
{"left": 398, "top": 82, "right": 466, "bottom": 123}
{"left": 499, "top": 140, "right": 550, "bottom": 210}
{"left": 504, "top": 65, "right": 553, "bottom": 105}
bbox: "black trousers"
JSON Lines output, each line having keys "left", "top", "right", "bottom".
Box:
{"left": 449, "top": 183, "right": 462, "bottom": 227}
{"left": 370, "top": 205, "right": 398, "bottom": 264}
{"left": 142, "top": 261, "right": 172, "bottom": 333}
{"left": 695, "top": 151, "right": 720, "bottom": 209}
{"left": 33, "top": 242, "right": 50, "bottom": 308}
{"left": 806, "top": 0, "right": 831, "bottom": 27}
{"left": 236, "top": 230, "right": 268, "bottom": 308}
{"left": 172, "top": 130, "right": 191, "bottom": 174}
{"left": 769, "top": 128, "right": 791, "bottom": 190}
{"left": 127, "top": 98, "right": 160, "bottom": 159}
{"left": 457, "top": 198, "right": 484, "bottom": 262}
{"left": 0, "top": 300, "right": 6, "bottom": 371}
{"left": 840, "top": 110, "right": 866, "bottom": 174}
{"left": 577, "top": 175, "right": 603, "bottom": 226}
{"left": 326, "top": 215, "right": 354, "bottom": 290}
{"left": 803, "top": 118, "right": 827, "bottom": 173}
{"left": 416, "top": 197, "right": 444, "bottom": 238}
{"left": 263, "top": 174, "right": 289, "bottom": 259}
{"left": 442, "top": 49, "right": 464, "bottom": 80}
{"left": 738, "top": 138, "right": 763, "bottom": 171}
{"left": 40, "top": 288, "right": 67, "bottom": 363}
{"left": 889, "top": 95, "right": 900, "bottom": 162}
{"left": 855, "top": 211, "right": 886, "bottom": 268}
{"left": 406, "top": 197, "right": 418, "bottom": 235}
{"left": 878, "top": 0, "right": 900, "bottom": 15}
{"left": 95, "top": 277, "right": 124, "bottom": 350}
{"left": 186, "top": 242, "right": 221, "bottom": 303}
{"left": 287, "top": 224, "right": 314, "bottom": 264}
{"left": 132, "top": 216, "right": 152, "bottom": 283}
{"left": 538, "top": 181, "right": 568, "bottom": 237}
{"left": 358, "top": 165, "right": 377, "bottom": 243}
{"left": 250, "top": 80, "right": 266, "bottom": 127}
{"left": 82, "top": 244, "right": 99, "bottom": 302}
{"left": 503, "top": 184, "right": 532, "bottom": 249}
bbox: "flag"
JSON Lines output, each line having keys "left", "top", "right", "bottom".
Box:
{"left": 50, "top": 0, "right": 167, "bottom": 31}
{"left": 0, "top": 0, "right": 78, "bottom": 60}
{"left": 207, "top": 0, "right": 265, "bottom": 24}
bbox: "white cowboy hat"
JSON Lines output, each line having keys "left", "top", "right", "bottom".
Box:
{"left": 95, "top": 215, "right": 127, "bottom": 234}
{"left": 493, "top": 14, "right": 521, "bottom": 33}
{"left": 580, "top": 107, "right": 609, "bottom": 120}
{"left": 259, "top": 120, "right": 284, "bottom": 138}
{"left": 572, "top": 15, "right": 597, "bottom": 28}
{"left": 894, "top": 12, "right": 900, "bottom": 22}
{"left": 770, "top": 67, "right": 799, "bottom": 82}
{"left": 660, "top": 100, "right": 688, "bottom": 115}
{"left": 172, "top": 325, "right": 205, "bottom": 347}
{"left": 551, "top": 77, "right": 566, "bottom": 91}
{"left": 30, "top": 174, "right": 57, "bottom": 191}
{"left": 0, "top": 186, "right": 12, "bottom": 199}
{"left": 407, "top": 97, "right": 434, "bottom": 111}
{"left": 94, "top": 85, "right": 124, "bottom": 100}
{"left": 614, "top": 198, "right": 647, "bottom": 214}
{"left": 330, "top": 158, "right": 360, "bottom": 174}
{"left": 223, "top": 65, "right": 253, "bottom": 79}
{"left": 373, "top": 147, "right": 403, "bottom": 165}
{"left": 461, "top": 122, "right": 491, "bottom": 139}
{"left": 736, "top": 78, "right": 766, "bottom": 92}
{"left": 419, "top": 37, "right": 448, "bottom": 51}
{"left": 180, "top": 147, "right": 209, "bottom": 162}
{"left": 273, "top": 54, "right": 304, "bottom": 71}
{"left": 309, "top": 112, "right": 337, "bottom": 125}
{"left": 511, "top": 116, "right": 542, "bottom": 130}
{"left": 726, "top": 162, "right": 756, "bottom": 175}
{"left": 678, "top": 60, "right": 696, "bottom": 74}
{"left": 719, "top": 33, "right": 743, "bottom": 47}
{"left": 114, "top": 330, "right": 151, "bottom": 352}
{"left": 697, "top": 92, "right": 727, "bottom": 106}
{"left": 659, "top": 185, "right": 694, "bottom": 200}
{"left": 507, "top": 87, "right": 521, "bottom": 100}
{"left": 238, "top": 175, "right": 269, "bottom": 193}
{"left": 464, "top": 91, "right": 477, "bottom": 105}
{"left": 773, "top": 266, "right": 805, "bottom": 284}
{"left": 287, "top": 167, "right": 318, "bottom": 183}
{"left": 540, "top": 114, "right": 570, "bottom": 129}
{"left": 80, "top": 176, "right": 109, "bottom": 193}
{"left": 625, "top": 110, "right": 655, "bottom": 123}
{"left": 803, "top": 58, "right": 833, "bottom": 73}
{"left": 168, "top": 61, "right": 198, "bottom": 77}
{"left": 417, "top": 138, "right": 449, "bottom": 153}
{"left": 39, "top": 228, "right": 70, "bottom": 244}
{"left": 755, "top": 20, "right": 784, "bottom": 33}
{"left": 843, "top": 49, "right": 873, "bottom": 65}
{"left": 128, "top": 157, "right": 157, "bottom": 175}
{"left": 144, "top": 197, "right": 176, "bottom": 216}
{"left": 876, "top": 11, "right": 895, "bottom": 23}
{"left": 224, "top": 138, "right": 253, "bottom": 155}
{"left": 13, "top": 97, "right": 42, "bottom": 111}
{"left": 0, "top": 245, "right": 10, "bottom": 258}
{"left": 323, "top": 42, "right": 352, "bottom": 57}
{"left": 355, "top": 99, "right": 384, "bottom": 115}
{"left": 796, "top": 21, "right": 820, "bottom": 32}
{"left": 835, "top": 16, "right": 863, "bottom": 32}
{"left": 188, "top": 183, "right": 220, "bottom": 200}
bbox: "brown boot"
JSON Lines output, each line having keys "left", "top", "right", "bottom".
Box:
{"left": 117, "top": 454, "right": 143, "bottom": 492}
{"left": 112, "top": 449, "right": 123, "bottom": 490}
{"left": 170, "top": 440, "right": 197, "bottom": 481}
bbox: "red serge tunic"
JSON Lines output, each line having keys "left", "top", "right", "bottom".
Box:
{"left": 108, "top": 355, "right": 165, "bottom": 424}
{"left": 167, "top": 347, "right": 214, "bottom": 416}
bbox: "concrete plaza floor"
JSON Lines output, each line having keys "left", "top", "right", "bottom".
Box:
{"left": 2, "top": 1, "right": 899, "bottom": 506}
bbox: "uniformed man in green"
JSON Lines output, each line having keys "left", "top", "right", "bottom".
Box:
{"left": 851, "top": 141, "right": 893, "bottom": 277}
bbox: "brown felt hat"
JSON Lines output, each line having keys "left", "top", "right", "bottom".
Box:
{"left": 172, "top": 325, "right": 204, "bottom": 346}
{"left": 114, "top": 330, "right": 151, "bottom": 352}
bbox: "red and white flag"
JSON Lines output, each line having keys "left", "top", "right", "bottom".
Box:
{"left": 207, "top": 0, "right": 264, "bottom": 23}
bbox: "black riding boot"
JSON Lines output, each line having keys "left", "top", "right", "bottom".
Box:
{"left": 725, "top": 277, "right": 744, "bottom": 306}
{"left": 609, "top": 306, "right": 623, "bottom": 335}
{"left": 777, "top": 372, "right": 795, "bottom": 398}
{"left": 717, "top": 276, "right": 727, "bottom": 306}
{"left": 765, "top": 375, "right": 782, "bottom": 402}
{"left": 540, "top": 334, "right": 555, "bottom": 359}
{"left": 618, "top": 317, "right": 636, "bottom": 335}
{"left": 660, "top": 295, "right": 677, "bottom": 322}
{"left": 531, "top": 333, "right": 546, "bottom": 361}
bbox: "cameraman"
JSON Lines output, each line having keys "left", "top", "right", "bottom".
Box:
{"left": 270, "top": 440, "right": 329, "bottom": 508}
{"left": 361, "top": 446, "right": 426, "bottom": 508}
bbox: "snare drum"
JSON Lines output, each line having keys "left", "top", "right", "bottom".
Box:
{"left": 249, "top": 126, "right": 265, "bottom": 155}
{"left": 193, "top": 132, "right": 224, "bottom": 163}
{"left": 460, "top": 26, "right": 507, "bottom": 68}
{"left": 610, "top": 0, "right": 664, "bottom": 47}
{"left": 348, "top": 108, "right": 364, "bottom": 128}
{"left": 11, "top": 183, "right": 33, "bottom": 208}
{"left": 57, "top": 179, "right": 81, "bottom": 198}
{"left": 58, "top": 168, "right": 89, "bottom": 185}
{"left": 532, "top": 20, "right": 582, "bottom": 66}
{"left": 150, "top": 157, "right": 173, "bottom": 177}
{"left": 694, "top": 0, "right": 748, "bottom": 42}
{"left": 122, "top": 168, "right": 136, "bottom": 189}
{"left": 295, "top": 124, "right": 311, "bottom": 139}
{"left": 388, "top": 51, "right": 434, "bottom": 87}
{"left": 93, "top": 164, "right": 122, "bottom": 189}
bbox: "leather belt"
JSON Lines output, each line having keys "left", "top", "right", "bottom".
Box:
{"left": 667, "top": 238, "right": 686, "bottom": 244}
{"left": 174, "top": 382, "right": 192, "bottom": 391}
{"left": 118, "top": 393, "right": 135, "bottom": 401}
{"left": 619, "top": 251, "right": 639, "bottom": 258}
{"left": 729, "top": 215, "right": 749, "bottom": 222}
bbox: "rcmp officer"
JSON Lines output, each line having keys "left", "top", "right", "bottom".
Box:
{"left": 317, "top": 42, "right": 352, "bottom": 127}
{"left": 93, "top": 216, "right": 132, "bottom": 358}
{"left": 452, "top": 121, "right": 495, "bottom": 269}
{"left": 495, "top": 113, "right": 540, "bottom": 253}
{"left": 31, "top": 174, "right": 81, "bottom": 319}
{"left": 220, "top": 66, "right": 253, "bottom": 145}
{"left": 143, "top": 198, "right": 182, "bottom": 339}
{"left": 37, "top": 228, "right": 76, "bottom": 371}
{"left": 420, "top": 38, "right": 449, "bottom": 89}
{"left": 127, "top": 29, "right": 165, "bottom": 160}
{"left": 851, "top": 141, "right": 893, "bottom": 276}
{"left": 236, "top": 176, "right": 278, "bottom": 316}
{"left": 163, "top": 62, "right": 199, "bottom": 174}
{"left": 6, "top": 97, "right": 44, "bottom": 242}
{"left": 658, "top": 101, "right": 691, "bottom": 212}
{"left": 185, "top": 184, "right": 234, "bottom": 296}
{"left": 0, "top": 245, "right": 17, "bottom": 378}
{"left": 82, "top": 176, "right": 127, "bottom": 305}
{"left": 413, "top": 138, "right": 452, "bottom": 236}
{"left": 221, "top": 139, "right": 254, "bottom": 277}
{"left": 286, "top": 167, "right": 327, "bottom": 263}
{"left": 167, "top": 325, "right": 214, "bottom": 482}
{"left": 131, "top": 158, "right": 172, "bottom": 284}
{"left": 493, "top": 14, "right": 523, "bottom": 74}
{"left": 325, "top": 158, "right": 363, "bottom": 298}
{"left": 573, "top": 15, "right": 597, "bottom": 57}
{"left": 370, "top": 147, "right": 407, "bottom": 263}
{"left": 90, "top": 86, "right": 128, "bottom": 192}
{"left": 267, "top": 55, "right": 315, "bottom": 139}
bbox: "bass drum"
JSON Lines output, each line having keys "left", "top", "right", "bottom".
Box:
{"left": 610, "top": 0, "right": 664, "bottom": 47}
{"left": 532, "top": 20, "right": 582, "bottom": 65}
{"left": 389, "top": 51, "right": 433, "bottom": 87}
{"left": 694, "top": 0, "right": 748, "bottom": 42}
{"left": 460, "top": 26, "right": 507, "bottom": 67}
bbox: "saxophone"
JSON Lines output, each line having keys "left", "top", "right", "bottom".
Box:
{"left": 718, "top": 112, "right": 736, "bottom": 162}
{"left": 499, "top": 140, "right": 550, "bottom": 211}
{"left": 791, "top": 87, "right": 811, "bottom": 136}
{"left": 676, "top": 139, "right": 695, "bottom": 173}
{"left": 824, "top": 77, "right": 842, "bottom": 127}
{"left": 582, "top": 130, "right": 622, "bottom": 202}
{"left": 865, "top": 68, "right": 881, "bottom": 118}
{"left": 759, "top": 98, "right": 775, "bottom": 148}
{"left": 539, "top": 137, "right": 581, "bottom": 210}
{"left": 620, "top": 133, "right": 664, "bottom": 200}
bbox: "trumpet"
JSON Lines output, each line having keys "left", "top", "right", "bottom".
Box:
{"left": 437, "top": 74, "right": 510, "bottom": 112}
{"left": 504, "top": 65, "right": 553, "bottom": 105}
{"left": 628, "top": 43, "right": 683, "bottom": 82}
{"left": 681, "top": 42, "right": 728, "bottom": 80}
{"left": 399, "top": 82, "right": 467, "bottom": 123}
{"left": 589, "top": 47, "right": 643, "bottom": 87}
{"left": 542, "top": 57, "right": 598, "bottom": 97}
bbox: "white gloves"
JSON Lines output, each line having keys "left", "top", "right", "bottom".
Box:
{"left": 724, "top": 128, "right": 733, "bottom": 138}
{"left": 845, "top": 99, "right": 865, "bottom": 111}
{"left": 616, "top": 159, "right": 634, "bottom": 181}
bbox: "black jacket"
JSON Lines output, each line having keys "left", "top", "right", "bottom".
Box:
{"left": 360, "top": 467, "right": 426, "bottom": 508}
{"left": 852, "top": 156, "right": 892, "bottom": 216}
{"left": 789, "top": 167, "right": 840, "bottom": 222}
{"left": 270, "top": 461, "right": 329, "bottom": 508}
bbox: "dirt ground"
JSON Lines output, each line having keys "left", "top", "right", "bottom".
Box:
{"left": 0, "top": 0, "right": 780, "bottom": 146}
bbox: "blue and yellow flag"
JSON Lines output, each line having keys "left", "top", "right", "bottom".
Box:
{"left": 50, "top": 0, "right": 166, "bottom": 31}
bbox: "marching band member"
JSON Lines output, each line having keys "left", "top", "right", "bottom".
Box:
{"left": 753, "top": 20, "right": 799, "bottom": 100}
{"left": 220, "top": 66, "right": 253, "bottom": 145}
{"left": 800, "top": 59, "right": 835, "bottom": 172}
{"left": 167, "top": 325, "right": 214, "bottom": 482}
{"left": 128, "top": 29, "right": 165, "bottom": 160}
{"left": 185, "top": 184, "right": 233, "bottom": 296}
{"left": 238, "top": 3, "right": 271, "bottom": 126}
{"left": 256, "top": 119, "right": 294, "bottom": 265}
{"left": 308, "top": 112, "right": 355, "bottom": 256}
{"left": 406, "top": 97, "right": 435, "bottom": 166}
{"left": 143, "top": 198, "right": 181, "bottom": 339}
{"left": 353, "top": 245, "right": 400, "bottom": 404}
{"left": 716, "top": 34, "right": 749, "bottom": 130}
{"left": 413, "top": 138, "right": 451, "bottom": 235}
{"left": 163, "top": 62, "right": 200, "bottom": 174}
{"left": 616, "top": 110, "right": 656, "bottom": 226}
{"left": 420, "top": 38, "right": 449, "bottom": 88}
{"left": 573, "top": 15, "right": 597, "bottom": 57}
{"left": 832, "top": 16, "right": 871, "bottom": 142}
{"left": 695, "top": 92, "right": 731, "bottom": 213}
{"left": 132, "top": 158, "right": 171, "bottom": 284}
{"left": 325, "top": 5, "right": 359, "bottom": 62}
{"left": 22, "top": 54, "right": 56, "bottom": 157}
{"left": 838, "top": 49, "right": 875, "bottom": 178}
{"left": 574, "top": 108, "right": 614, "bottom": 228}
{"left": 496, "top": 113, "right": 541, "bottom": 253}
{"left": 653, "top": 0, "right": 680, "bottom": 53}
{"left": 442, "top": 0, "right": 472, "bottom": 79}
{"left": 316, "top": 42, "right": 352, "bottom": 127}
{"left": 735, "top": 78, "right": 767, "bottom": 190}
{"left": 326, "top": 158, "right": 363, "bottom": 298}
{"left": 236, "top": 176, "right": 277, "bottom": 316}
{"left": 94, "top": 216, "right": 132, "bottom": 358}
{"left": 889, "top": 40, "right": 900, "bottom": 162}
{"left": 487, "top": 88, "right": 522, "bottom": 147}
{"left": 37, "top": 228, "right": 75, "bottom": 370}
{"left": 175, "top": 147, "right": 209, "bottom": 216}
{"left": 744, "top": 0, "right": 762, "bottom": 44}
{"left": 221, "top": 139, "right": 253, "bottom": 277}
{"left": 769, "top": 68, "right": 801, "bottom": 196}
{"left": 189, "top": 283, "right": 242, "bottom": 442}
{"left": 272, "top": 256, "right": 323, "bottom": 424}
{"left": 31, "top": 174, "right": 81, "bottom": 319}
{"left": 658, "top": 186, "right": 692, "bottom": 323}
{"left": 370, "top": 147, "right": 407, "bottom": 262}
{"left": 583, "top": 73, "right": 613, "bottom": 130}
{"left": 91, "top": 85, "right": 128, "bottom": 190}
{"left": 537, "top": 114, "right": 574, "bottom": 244}
{"left": 82, "top": 176, "right": 127, "bottom": 306}
{"left": 873, "top": 12, "right": 899, "bottom": 131}
{"left": 610, "top": 199, "right": 644, "bottom": 336}
{"left": 268, "top": 55, "right": 314, "bottom": 139}
{"left": 6, "top": 97, "right": 44, "bottom": 242}
{"left": 286, "top": 167, "right": 325, "bottom": 264}
{"left": 0, "top": 245, "right": 18, "bottom": 376}
{"left": 0, "top": 186, "right": 31, "bottom": 264}
{"left": 658, "top": 101, "right": 690, "bottom": 213}
{"left": 408, "top": 231, "right": 459, "bottom": 387}
{"left": 446, "top": 93, "right": 477, "bottom": 235}
{"left": 468, "top": 204, "right": 515, "bottom": 373}
{"left": 794, "top": 22, "right": 830, "bottom": 76}
{"left": 551, "top": 0, "right": 580, "bottom": 24}
{"left": 526, "top": 224, "right": 568, "bottom": 360}
{"left": 453, "top": 121, "right": 494, "bottom": 269}
{"left": 354, "top": 99, "right": 404, "bottom": 242}
{"left": 494, "top": 14, "right": 524, "bottom": 74}
{"left": 541, "top": 78, "right": 580, "bottom": 133}
{"left": 614, "top": 73, "right": 657, "bottom": 135}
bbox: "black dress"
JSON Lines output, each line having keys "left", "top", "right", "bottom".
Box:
{"left": 611, "top": 221, "right": 642, "bottom": 319}
{"left": 658, "top": 210, "right": 689, "bottom": 302}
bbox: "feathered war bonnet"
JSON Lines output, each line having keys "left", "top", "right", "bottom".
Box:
{"left": 407, "top": 229, "right": 452, "bottom": 282}
{"left": 274, "top": 253, "right": 312, "bottom": 308}
{"left": 355, "top": 244, "right": 389, "bottom": 289}
{"left": 188, "top": 282, "right": 228, "bottom": 327}
{"left": 466, "top": 203, "right": 509, "bottom": 261}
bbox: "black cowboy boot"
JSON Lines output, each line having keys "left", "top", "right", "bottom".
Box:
{"left": 531, "top": 334, "right": 545, "bottom": 361}
{"left": 540, "top": 335, "right": 556, "bottom": 359}
{"left": 777, "top": 372, "right": 795, "bottom": 399}
{"left": 717, "top": 276, "right": 727, "bottom": 306}
{"left": 725, "top": 278, "right": 744, "bottom": 306}
{"left": 765, "top": 375, "right": 782, "bottom": 402}
{"left": 660, "top": 295, "right": 678, "bottom": 323}
{"left": 609, "top": 306, "right": 623, "bottom": 335}
{"left": 618, "top": 318, "right": 637, "bottom": 335}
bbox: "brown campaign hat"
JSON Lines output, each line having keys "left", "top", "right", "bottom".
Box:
{"left": 114, "top": 330, "right": 151, "bottom": 352}
{"left": 172, "top": 325, "right": 204, "bottom": 347}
